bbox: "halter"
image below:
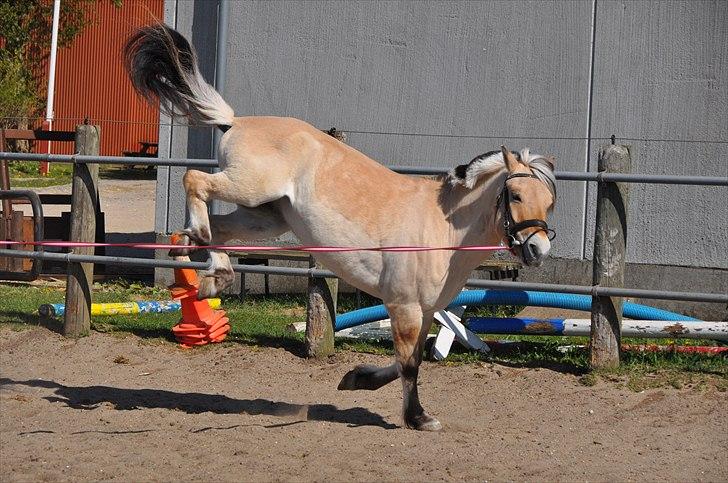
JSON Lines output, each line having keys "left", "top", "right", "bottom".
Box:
{"left": 497, "top": 172, "right": 556, "bottom": 250}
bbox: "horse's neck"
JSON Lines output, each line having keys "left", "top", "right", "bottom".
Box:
{"left": 436, "top": 169, "right": 507, "bottom": 276}
{"left": 444, "top": 169, "right": 506, "bottom": 246}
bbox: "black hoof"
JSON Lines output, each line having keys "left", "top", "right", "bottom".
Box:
{"left": 337, "top": 365, "right": 381, "bottom": 390}
{"left": 169, "top": 246, "right": 192, "bottom": 257}
{"left": 169, "top": 232, "right": 194, "bottom": 257}
{"left": 405, "top": 412, "right": 442, "bottom": 431}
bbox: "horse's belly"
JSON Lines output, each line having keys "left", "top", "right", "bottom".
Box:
{"left": 278, "top": 201, "right": 385, "bottom": 296}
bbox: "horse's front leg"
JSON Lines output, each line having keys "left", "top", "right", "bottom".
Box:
{"left": 337, "top": 305, "right": 439, "bottom": 430}
{"left": 191, "top": 205, "right": 290, "bottom": 299}
{"left": 169, "top": 169, "right": 228, "bottom": 255}
{"left": 390, "top": 305, "right": 440, "bottom": 431}
{"left": 169, "top": 169, "right": 289, "bottom": 299}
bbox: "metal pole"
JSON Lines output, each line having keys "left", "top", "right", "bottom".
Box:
{"left": 0, "top": 152, "right": 218, "bottom": 168}
{"left": 1, "top": 152, "right": 727, "bottom": 186}
{"left": 41, "top": 0, "right": 62, "bottom": 172}
{"left": 210, "top": 0, "right": 229, "bottom": 215}
{"left": 45, "top": 0, "right": 61, "bottom": 126}
{"left": 2, "top": 248, "right": 727, "bottom": 304}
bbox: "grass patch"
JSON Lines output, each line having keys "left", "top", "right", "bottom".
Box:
{"left": 594, "top": 350, "right": 728, "bottom": 392}
{"left": 8, "top": 162, "right": 155, "bottom": 188}
{"left": 0, "top": 282, "right": 307, "bottom": 346}
{"left": 9, "top": 160, "right": 74, "bottom": 187}
{"left": 0, "top": 281, "right": 725, "bottom": 390}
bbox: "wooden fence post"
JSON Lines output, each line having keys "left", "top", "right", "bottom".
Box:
{"left": 302, "top": 126, "right": 347, "bottom": 357}
{"left": 590, "top": 144, "right": 631, "bottom": 369}
{"left": 305, "top": 256, "right": 337, "bottom": 357}
{"left": 63, "top": 124, "right": 100, "bottom": 337}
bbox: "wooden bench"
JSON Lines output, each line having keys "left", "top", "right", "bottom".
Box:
{"left": 123, "top": 140, "right": 158, "bottom": 158}
{"left": 122, "top": 141, "right": 158, "bottom": 169}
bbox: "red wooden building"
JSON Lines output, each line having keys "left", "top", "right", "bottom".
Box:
{"left": 40, "top": 0, "right": 163, "bottom": 156}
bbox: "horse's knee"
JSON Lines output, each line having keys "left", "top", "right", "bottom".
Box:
{"left": 187, "top": 225, "right": 212, "bottom": 245}
{"left": 183, "top": 170, "right": 210, "bottom": 199}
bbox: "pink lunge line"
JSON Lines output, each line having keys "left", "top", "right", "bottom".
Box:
{"left": 0, "top": 240, "right": 510, "bottom": 253}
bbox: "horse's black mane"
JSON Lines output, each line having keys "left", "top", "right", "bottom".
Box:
{"left": 451, "top": 150, "right": 521, "bottom": 182}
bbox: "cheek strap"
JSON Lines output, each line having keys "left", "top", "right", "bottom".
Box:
{"left": 499, "top": 172, "right": 557, "bottom": 249}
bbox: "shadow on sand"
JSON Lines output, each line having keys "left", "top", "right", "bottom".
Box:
{"left": 0, "top": 377, "right": 398, "bottom": 430}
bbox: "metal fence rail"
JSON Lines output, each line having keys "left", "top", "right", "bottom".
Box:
{"left": 0, "top": 151, "right": 218, "bottom": 168}
{"left": 2, "top": 152, "right": 727, "bottom": 186}
{"left": 2, "top": 248, "right": 725, "bottom": 304}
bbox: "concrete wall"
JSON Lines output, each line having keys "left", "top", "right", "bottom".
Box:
{"left": 585, "top": 0, "right": 728, "bottom": 269}
{"left": 156, "top": 0, "right": 727, "bottom": 316}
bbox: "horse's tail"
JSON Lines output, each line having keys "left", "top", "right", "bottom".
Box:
{"left": 124, "top": 24, "right": 234, "bottom": 129}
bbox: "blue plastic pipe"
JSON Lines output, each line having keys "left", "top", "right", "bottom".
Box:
{"left": 335, "top": 290, "right": 698, "bottom": 331}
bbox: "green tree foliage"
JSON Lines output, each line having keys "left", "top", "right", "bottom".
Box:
{"left": 0, "top": 55, "right": 39, "bottom": 129}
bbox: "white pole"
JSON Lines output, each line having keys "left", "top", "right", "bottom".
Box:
{"left": 45, "top": 0, "right": 62, "bottom": 155}
{"left": 468, "top": 318, "right": 728, "bottom": 341}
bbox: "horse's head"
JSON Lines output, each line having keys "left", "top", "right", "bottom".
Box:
{"left": 448, "top": 145, "right": 556, "bottom": 266}
{"left": 497, "top": 146, "right": 556, "bottom": 266}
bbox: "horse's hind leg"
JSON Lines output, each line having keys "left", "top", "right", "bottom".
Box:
{"left": 337, "top": 363, "right": 399, "bottom": 391}
{"left": 170, "top": 168, "right": 290, "bottom": 297}
{"left": 170, "top": 170, "right": 220, "bottom": 250}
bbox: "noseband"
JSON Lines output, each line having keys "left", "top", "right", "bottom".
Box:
{"left": 497, "top": 172, "right": 556, "bottom": 250}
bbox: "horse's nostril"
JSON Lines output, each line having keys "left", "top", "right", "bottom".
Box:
{"left": 528, "top": 242, "right": 541, "bottom": 259}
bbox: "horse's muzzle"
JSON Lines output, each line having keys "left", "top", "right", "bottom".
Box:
{"left": 520, "top": 235, "right": 551, "bottom": 267}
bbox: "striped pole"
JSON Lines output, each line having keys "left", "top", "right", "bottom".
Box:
{"left": 466, "top": 318, "right": 728, "bottom": 341}
{"left": 39, "top": 298, "right": 221, "bottom": 318}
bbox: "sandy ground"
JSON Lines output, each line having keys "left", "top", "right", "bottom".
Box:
{"left": 1, "top": 326, "right": 726, "bottom": 482}
{"left": 21, "top": 178, "right": 156, "bottom": 234}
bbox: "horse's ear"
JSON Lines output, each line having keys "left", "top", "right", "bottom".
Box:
{"left": 501, "top": 145, "right": 520, "bottom": 172}
{"left": 544, "top": 155, "right": 556, "bottom": 170}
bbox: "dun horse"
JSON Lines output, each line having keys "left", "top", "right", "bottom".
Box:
{"left": 125, "top": 25, "right": 557, "bottom": 431}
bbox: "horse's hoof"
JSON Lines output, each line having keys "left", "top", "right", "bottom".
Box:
{"left": 169, "top": 232, "right": 193, "bottom": 257}
{"left": 169, "top": 246, "right": 191, "bottom": 257}
{"left": 197, "top": 269, "right": 234, "bottom": 300}
{"left": 197, "top": 276, "right": 219, "bottom": 300}
{"left": 337, "top": 369, "right": 359, "bottom": 390}
{"left": 337, "top": 365, "right": 380, "bottom": 390}
{"left": 186, "top": 226, "right": 212, "bottom": 246}
{"left": 405, "top": 413, "right": 442, "bottom": 432}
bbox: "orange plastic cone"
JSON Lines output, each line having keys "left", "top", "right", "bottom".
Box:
{"left": 169, "top": 235, "right": 230, "bottom": 348}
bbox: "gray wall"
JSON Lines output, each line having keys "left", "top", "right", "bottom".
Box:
{"left": 157, "top": 0, "right": 727, "bottom": 272}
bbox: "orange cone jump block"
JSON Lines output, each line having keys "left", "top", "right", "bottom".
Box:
{"left": 169, "top": 263, "right": 231, "bottom": 348}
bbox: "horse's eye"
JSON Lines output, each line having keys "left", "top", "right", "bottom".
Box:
{"left": 511, "top": 193, "right": 522, "bottom": 203}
